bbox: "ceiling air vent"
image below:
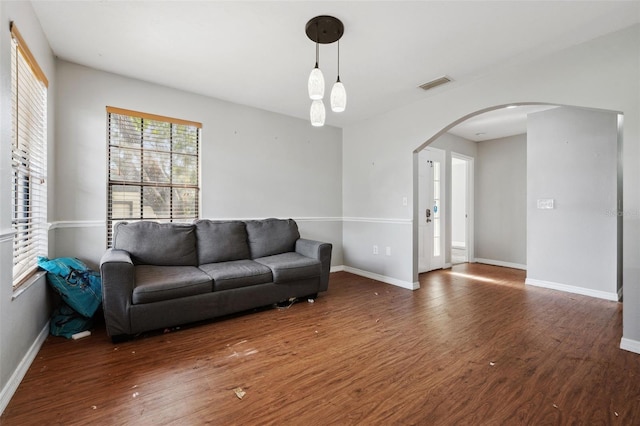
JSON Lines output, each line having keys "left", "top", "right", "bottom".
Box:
{"left": 419, "top": 76, "right": 452, "bottom": 91}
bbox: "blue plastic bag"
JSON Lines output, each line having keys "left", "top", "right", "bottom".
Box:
{"left": 37, "top": 256, "right": 102, "bottom": 318}
{"left": 50, "top": 302, "right": 93, "bottom": 338}
{"left": 36, "top": 256, "right": 88, "bottom": 277}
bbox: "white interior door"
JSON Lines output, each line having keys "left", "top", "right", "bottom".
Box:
{"left": 419, "top": 148, "right": 445, "bottom": 273}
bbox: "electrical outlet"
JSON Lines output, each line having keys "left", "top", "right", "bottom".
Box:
{"left": 537, "top": 198, "right": 555, "bottom": 209}
{"left": 373, "top": 245, "right": 379, "bottom": 255}
{"left": 386, "top": 246, "right": 391, "bottom": 256}
{"left": 402, "top": 197, "right": 408, "bottom": 206}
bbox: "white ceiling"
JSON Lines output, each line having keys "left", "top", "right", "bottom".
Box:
{"left": 32, "top": 1, "right": 640, "bottom": 131}
{"left": 448, "top": 104, "right": 558, "bottom": 142}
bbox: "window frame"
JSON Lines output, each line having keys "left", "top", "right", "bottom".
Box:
{"left": 106, "top": 107, "right": 201, "bottom": 247}
{"left": 10, "top": 22, "right": 48, "bottom": 289}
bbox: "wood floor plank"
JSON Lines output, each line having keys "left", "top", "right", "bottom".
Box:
{"left": 2, "top": 264, "right": 640, "bottom": 425}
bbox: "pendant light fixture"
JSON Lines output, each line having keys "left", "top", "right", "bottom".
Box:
{"left": 330, "top": 40, "right": 347, "bottom": 112}
{"left": 308, "top": 32, "right": 324, "bottom": 100}
{"left": 310, "top": 99, "right": 326, "bottom": 127}
{"left": 305, "top": 15, "right": 345, "bottom": 127}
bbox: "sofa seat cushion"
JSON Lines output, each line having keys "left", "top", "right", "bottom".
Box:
{"left": 133, "top": 265, "right": 212, "bottom": 304}
{"left": 254, "top": 252, "right": 321, "bottom": 283}
{"left": 199, "top": 260, "right": 273, "bottom": 291}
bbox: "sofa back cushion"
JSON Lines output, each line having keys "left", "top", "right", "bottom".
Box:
{"left": 113, "top": 221, "right": 197, "bottom": 266}
{"left": 245, "top": 218, "right": 300, "bottom": 259}
{"left": 194, "top": 220, "right": 250, "bottom": 264}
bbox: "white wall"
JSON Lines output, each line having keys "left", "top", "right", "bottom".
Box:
{"left": 475, "top": 134, "right": 527, "bottom": 268}
{"left": 526, "top": 107, "right": 618, "bottom": 300}
{"left": 0, "top": 0, "right": 55, "bottom": 414}
{"left": 342, "top": 25, "right": 640, "bottom": 346}
{"left": 346, "top": 132, "right": 478, "bottom": 287}
{"left": 53, "top": 61, "right": 344, "bottom": 268}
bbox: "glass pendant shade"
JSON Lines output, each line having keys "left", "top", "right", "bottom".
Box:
{"left": 330, "top": 80, "right": 347, "bottom": 112}
{"left": 308, "top": 66, "right": 325, "bottom": 100}
{"left": 310, "top": 99, "right": 326, "bottom": 127}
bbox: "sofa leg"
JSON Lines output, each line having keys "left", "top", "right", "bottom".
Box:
{"left": 306, "top": 293, "right": 318, "bottom": 300}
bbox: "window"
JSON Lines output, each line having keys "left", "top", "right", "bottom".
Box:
{"left": 106, "top": 107, "right": 201, "bottom": 246}
{"left": 10, "top": 23, "right": 48, "bottom": 288}
{"left": 432, "top": 160, "right": 441, "bottom": 257}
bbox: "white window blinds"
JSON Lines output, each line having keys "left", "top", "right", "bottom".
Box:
{"left": 10, "top": 23, "right": 48, "bottom": 287}
{"left": 106, "top": 107, "right": 201, "bottom": 246}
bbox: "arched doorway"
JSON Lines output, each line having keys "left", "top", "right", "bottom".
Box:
{"left": 412, "top": 103, "right": 623, "bottom": 302}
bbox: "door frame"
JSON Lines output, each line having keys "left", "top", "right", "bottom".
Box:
{"left": 418, "top": 147, "right": 446, "bottom": 273}
{"left": 451, "top": 152, "right": 474, "bottom": 264}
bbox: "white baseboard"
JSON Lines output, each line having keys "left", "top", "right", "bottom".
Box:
{"left": 525, "top": 278, "right": 618, "bottom": 302}
{"left": 330, "top": 265, "right": 345, "bottom": 273}
{"left": 620, "top": 338, "right": 640, "bottom": 355}
{"left": 343, "top": 266, "right": 419, "bottom": 290}
{"left": 474, "top": 258, "right": 527, "bottom": 271}
{"left": 0, "top": 321, "right": 50, "bottom": 416}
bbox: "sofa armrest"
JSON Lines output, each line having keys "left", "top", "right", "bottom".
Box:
{"left": 100, "top": 248, "right": 135, "bottom": 336}
{"left": 295, "top": 239, "right": 332, "bottom": 292}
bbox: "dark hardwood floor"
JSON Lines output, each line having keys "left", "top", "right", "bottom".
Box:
{"left": 2, "top": 264, "right": 639, "bottom": 425}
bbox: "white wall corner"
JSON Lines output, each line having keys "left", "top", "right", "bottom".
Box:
{"left": 620, "top": 338, "right": 640, "bottom": 355}
{"left": 525, "top": 278, "right": 618, "bottom": 302}
{"left": 0, "top": 322, "right": 49, "bottom": 416}
{"left": 330, "top": 265, "right": 345, "bottom": 273}
{"left": 344, "top": 266, "right": 419, "bottom": 290}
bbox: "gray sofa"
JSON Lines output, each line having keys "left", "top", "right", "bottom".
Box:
{"left": 100, "top": 218, "right": 332, "bottom": 340}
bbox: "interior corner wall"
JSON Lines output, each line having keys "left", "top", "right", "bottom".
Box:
{"left": 475, "top": 134, "right": 527, "bottom": 267}
{"left": 341, "top": 24, "right": 639, "bottom": 344}
{"left": 0, "top": 1, "right": 56, "bottom": 414}
{"left": 53, "top": 60, "right": 344, "bottom": 269}
{"left": 526, "top": 107, "right": 618, "bottom": 299}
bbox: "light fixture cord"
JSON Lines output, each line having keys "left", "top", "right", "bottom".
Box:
{"left": 315, "top": 22, "right": 320, "bottom": 68}
{"left": 337, "top": 39, "right": 341, "bottom": 82}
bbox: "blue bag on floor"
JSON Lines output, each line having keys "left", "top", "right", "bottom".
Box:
{"left": 37, "top": 256, "right": 102, "bottom": 318}
{"left": 50, "top": 302, "right": 93, "bottom": 338}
